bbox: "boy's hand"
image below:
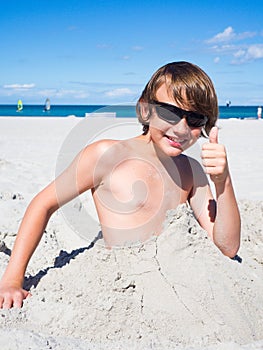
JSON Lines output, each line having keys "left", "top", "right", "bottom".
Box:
{"left": 201, "top": 126, "right": 229, "bottom": 184}
{"left": 0, "top": 284, "right": 31, "bottom": 309}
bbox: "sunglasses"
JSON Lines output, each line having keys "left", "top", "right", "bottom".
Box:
{"left": 152, "top": 100, "right": 208, "bottom": 128}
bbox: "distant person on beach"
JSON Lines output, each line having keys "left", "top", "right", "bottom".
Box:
{"left": 0, "top": 61, "right": 241, "bottom": 308}
{"left": 257, "top": 106, "right": 262, "bottom": 119}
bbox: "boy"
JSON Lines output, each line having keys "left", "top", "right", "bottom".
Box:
{"left": 0, "top": 61, "right": 240, "bottom": 309}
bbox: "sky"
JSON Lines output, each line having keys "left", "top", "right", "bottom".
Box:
{"left": 0, "top": 0, "right": 263, "bottom": 105}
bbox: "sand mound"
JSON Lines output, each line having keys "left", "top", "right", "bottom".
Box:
{"left": 1, "top": 203, "right": 263, "bottom": 349}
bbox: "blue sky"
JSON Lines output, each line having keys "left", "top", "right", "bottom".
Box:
{"left": 1, "top": 0, "right": 263, "bottom": 105}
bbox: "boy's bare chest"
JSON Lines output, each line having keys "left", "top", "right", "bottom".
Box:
{"left": 95, "top": 157, "right": 191, "bottom": 213}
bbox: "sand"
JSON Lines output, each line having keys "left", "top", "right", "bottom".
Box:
{"left": 0, "top": 116, "right": 263, "bottom": 350}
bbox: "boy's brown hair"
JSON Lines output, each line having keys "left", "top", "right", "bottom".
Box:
{"left": 136, "top": 61, "right": 218, "bottom": 137}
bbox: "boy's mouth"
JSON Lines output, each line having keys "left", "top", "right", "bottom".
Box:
{"left": 165, "top": 135, "right": 186, "bottom": 148}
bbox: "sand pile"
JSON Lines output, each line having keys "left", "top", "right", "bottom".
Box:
{"left": 1, "top": 202, "right": 262, "bottom": 350}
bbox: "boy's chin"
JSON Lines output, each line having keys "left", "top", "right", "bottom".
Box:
{"left": 161, "top": 146, "right": 184, "bottom": 157}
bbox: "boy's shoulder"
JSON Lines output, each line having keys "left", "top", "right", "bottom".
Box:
{"left": 82, "top": 138, "right": 141, "bottom": 179}
{"left": 89, "top": 138, "right": 135, "bottom": 154}
{"left": 83, "top": 138, "right": 137, "bottom": 165}
{"left": 90, "top": 137, "right": 141, "bottom": 152}
{"left": 90, "top": 138, "right": 120, "bottom": 153}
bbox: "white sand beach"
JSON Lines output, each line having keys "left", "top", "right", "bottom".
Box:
{"left": 0, "top": 116, "right": 263, "bottom": 350}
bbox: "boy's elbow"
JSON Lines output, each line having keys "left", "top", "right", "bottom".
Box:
{"left": 222, "top": 246, "right": 240, "bottom": 259}
{"left": 215, "top": 241, "right": 240, "bottom": 259}
{"left": 31, "top": 192, "right": 58, "bottom": 218}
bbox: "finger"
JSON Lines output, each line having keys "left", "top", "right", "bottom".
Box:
{"left": 2, "top": 296, "right": 13, "bottom": 309}
{"left": 205, "top": 167, "right": 222, "bottom": 176}
{"left": 202, "top": 159, "right": 216, "bottom": 167}
{"left": 202, "top": 142, "right": 221, "bottom": 153}
{"left": 25, "top": 291, "right": 32, "bottom": 299}
{"left": 209, "top": 126, "right": 218, "bottom": 144}
{"left": 201, "top": 149, "right": 217, "bottom": 159}
{"left": 13, "top": 291, "right": 26, "bottom": 308}
{"left": 13, "top": 298, "right": 23, "bottom": 308}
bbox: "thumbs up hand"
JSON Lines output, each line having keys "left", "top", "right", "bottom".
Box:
{"left": 201, "top": 126, "right": 229, "bottom": 184}
{"left": 208, "top": 125, "right": 218, "bottom": 144}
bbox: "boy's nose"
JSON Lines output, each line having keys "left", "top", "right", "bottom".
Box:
{"left": 172, "top": 117, "right": 189, "bottom": 134}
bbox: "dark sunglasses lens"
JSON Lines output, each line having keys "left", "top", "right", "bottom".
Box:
{"left": 155, "top": 105, "right": 181, "bottom": 124}
{"left": 187, "top": 115, "right": 207, "bottom": 127}
{"left": 154, "top": 102, "right": 207, "bottom": 127}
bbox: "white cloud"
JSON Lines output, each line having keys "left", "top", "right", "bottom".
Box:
{"left": 214, "top": 57, "right": 220, "bottom": 63}
{"left": 132, "top": 46, "right": 143, "bottom": 51}
{"left": 232, "top": 44, "right": 263, "bottom": 64}
{"left": 206, "top": 26, "right": 256, "bottom": 44}
{"left": 96, "top": 43, "right": 112, "bottom": 49}
{"left": 37, "top": 89, "right": 57, "bottom": 96}
{"left": 209, "top": 44, "right": 238, "bottom": 54}
{"left": 3, "top": 83, "right": 35, "bottom": 89}
{"left": 206, "top": 27, "right": 235, "bottom": 44}
{"left": 54, "top": 89, "right": 90, "bottom": 99}
{"left": 233, "top": 49, "right": 246, "bottom": 58}
{"left": 105, "top": 88, "right": 133, "bottom": 97}
{"left": 37, "top": 88, "right": 90, "bottom": 99}
{"left": 236, "top": 31, "right": 256, "bottom": 40}
{"left": 205, "top": 27, "right": 262, "bottom": 65}
{"left": 246, "top": 44, "right": 263, "bottom": 59}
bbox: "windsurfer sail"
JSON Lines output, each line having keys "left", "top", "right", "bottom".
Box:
{"left": 16, "top": 99, "right": 23, "bottom": 112}
{"left": 44, "top": 98, "right": 51, "bottom": 112}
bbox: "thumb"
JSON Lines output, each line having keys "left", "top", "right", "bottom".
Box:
{"left": 209, "top": 126, "right": 218, "bottom": 144}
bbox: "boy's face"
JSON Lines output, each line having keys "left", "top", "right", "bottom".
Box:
{"left": 148, "top": 84, "right": 202, "bottom": 157}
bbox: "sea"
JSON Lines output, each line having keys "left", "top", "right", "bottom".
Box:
{"left": 0, "top": 104, "right": 260, "bottom": 119}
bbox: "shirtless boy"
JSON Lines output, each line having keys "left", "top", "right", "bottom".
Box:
{"left": 0, "top": 61, "right": 241, "bottom": 308}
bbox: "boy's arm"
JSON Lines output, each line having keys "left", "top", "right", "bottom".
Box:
{"left": 190, "top": 127, "right": 241, "bottom": 258}
{"left": 0, "top": 192, "right": 55, "bottom": 308}
{"left": 0, "top": 140, "right": 108, "bottom": 308}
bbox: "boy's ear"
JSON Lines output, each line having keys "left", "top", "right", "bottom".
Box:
{"left": 139, "top": 100, "right": 151, "bottom": 124}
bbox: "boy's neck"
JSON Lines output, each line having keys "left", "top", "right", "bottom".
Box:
{"left": 135, "top": 133, "right": 173, "bottom": 161}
